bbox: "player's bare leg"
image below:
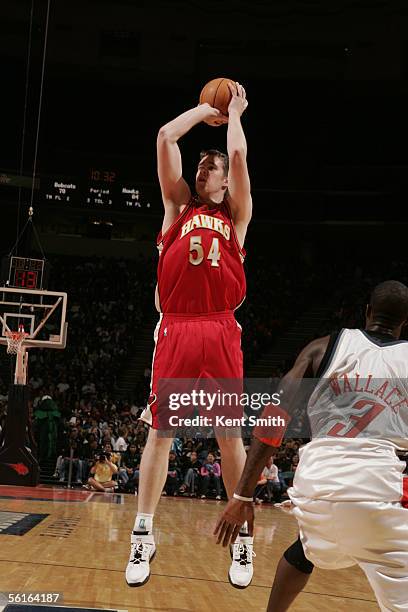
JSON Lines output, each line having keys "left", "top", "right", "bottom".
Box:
{"left": 217, "top": 434, "right": 255, "bottom": 589}
{"left": 126, "top": 427, "right": 172, "bottom": 587}
{"left": 137, "top": 428, "right": 173, "bottom": 513}
{"left": 216, "top": 436, "right": 247, "bottom": 498}
{"left": 267, "top": 555, "right": 312, "bottom": 611}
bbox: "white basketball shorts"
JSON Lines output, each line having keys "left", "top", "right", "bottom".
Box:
{"left": 291, "top": 496, "right": 408, "bottom": 611}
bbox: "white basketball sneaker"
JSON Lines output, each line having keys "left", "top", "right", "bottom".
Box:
{"left": 125, "top": 532, "right": 156, "bottom": 587}
{"left": 228, "top": 536, "right": 255, "bottom": 589}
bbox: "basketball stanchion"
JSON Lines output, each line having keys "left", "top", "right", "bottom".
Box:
{"left": 0, "top": 327, "right": 39, "bottom": 485}
{"left": 0, "top": 259, "right": 67, "bottom": 486}
{"left": 5, "top": 326, "right": 29, "bottom": 385}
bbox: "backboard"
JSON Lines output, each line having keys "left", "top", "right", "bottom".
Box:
{"left": 0, "top": 287, "right": 67, "bottom": 350}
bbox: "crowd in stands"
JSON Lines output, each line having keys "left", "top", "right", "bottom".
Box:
{"left": 0, "top": 253, "right": 407, "bottom": 494}
{"left": 49, "top": 411, "right": 301, "bottom": 500}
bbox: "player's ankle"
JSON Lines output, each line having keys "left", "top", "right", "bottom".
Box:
{"left": 133, "top": 512, "right": 154, "bottom": 533}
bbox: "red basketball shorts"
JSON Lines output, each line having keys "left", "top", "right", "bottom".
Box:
{"left": 140, "top": 311, "right": 243, "bottom": 430}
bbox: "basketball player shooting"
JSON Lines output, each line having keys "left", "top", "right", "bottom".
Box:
{"left": 215, "top": 280, "right": 408, "bottom": 611}
{"left": 126, "top": 82, "right": 255, "bottom": 588}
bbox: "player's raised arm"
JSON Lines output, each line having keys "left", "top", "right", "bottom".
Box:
{"left": 226, "top": 82, "right": 252, "bottom": 247}
{"left": 157, "top": 104, "right": 227, "bottom": 233}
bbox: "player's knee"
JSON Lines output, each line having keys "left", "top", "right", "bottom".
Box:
{"left": 146, "top": 428, "right": 173, "bottom": 448}
{"left": 283, "top": 537, "right": 314, "bottom": 574}
{"left": 216, "top": 435, "right": 244, "bottom": 452}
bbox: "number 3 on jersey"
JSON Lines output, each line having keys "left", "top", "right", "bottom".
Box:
{"left": 189, "top": 236, "right": 221, "bottom": 267}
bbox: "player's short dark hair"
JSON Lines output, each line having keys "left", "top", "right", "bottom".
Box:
{"left": 369, "top": 280, "right": 408, "bottom": 327}
{"left": 199, "top": 149, "right": 229, "bottom": 176}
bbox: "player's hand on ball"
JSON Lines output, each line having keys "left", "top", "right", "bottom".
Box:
{"left": 228, "top": 81, "right": 248, "bottom": 117}
{"left": 200, "top": 103, "right": 229, "bottom": 127}
{"left": 214, "top": 497, "right": 254, "bottom": 547}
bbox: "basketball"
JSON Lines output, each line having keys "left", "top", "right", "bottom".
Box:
{"left": 199, "top": 77, "right": 235, "bottom": 115}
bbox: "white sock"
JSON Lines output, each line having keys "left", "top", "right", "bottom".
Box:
{"left": 238, "top": 521, "right": 252, "bottom": 540}
{"left": 133, "top": 513, "right": 153, "bottom": 534}
{"left": 240, "top": 521, "right": 249, "bottom": 534}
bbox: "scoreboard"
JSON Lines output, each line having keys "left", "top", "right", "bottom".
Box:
{"left": 42, "top": 168, "right": 152, "bottom": 211}
{"left": 45, "top": 180, "right": 78, "bottom": 204}
{"left": 87, "top": 168, "right": 114, "bottom": 207}
{"left": 119, "top": 185, "right": 150, "bottom": 209}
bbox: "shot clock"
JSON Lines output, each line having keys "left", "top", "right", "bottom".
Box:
{"left": 1, "top": 257, "right": 49, "bottom": 290}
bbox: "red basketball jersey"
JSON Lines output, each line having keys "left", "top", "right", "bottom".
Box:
{"left": 156, "top": 197, "right": 246, "bottom": 314}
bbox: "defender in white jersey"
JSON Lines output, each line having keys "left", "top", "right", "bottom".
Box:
{"left": 215, "top": 280, "right": 408, "bottom": 611}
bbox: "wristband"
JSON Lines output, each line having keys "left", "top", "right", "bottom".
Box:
{"left": 233, "top": 493, "right": 253, "bottom": 503}
{"left": 254, "top": 403, "right": 290, "bottom": 447}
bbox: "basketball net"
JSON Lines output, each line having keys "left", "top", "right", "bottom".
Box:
{"left": 5, "top": 326, "right": 28, "bottom": 355}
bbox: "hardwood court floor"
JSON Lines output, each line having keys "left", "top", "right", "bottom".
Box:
{"left": 0, "top": 487, "right": 378, "bottom": 611}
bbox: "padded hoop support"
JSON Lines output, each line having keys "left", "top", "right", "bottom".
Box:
{"left": 4, "top": 329, "right": 29, "bottom": 385}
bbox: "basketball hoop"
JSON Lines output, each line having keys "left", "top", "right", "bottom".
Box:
{"left": 5, "top": 329, "right": 29, "bottom": 355}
